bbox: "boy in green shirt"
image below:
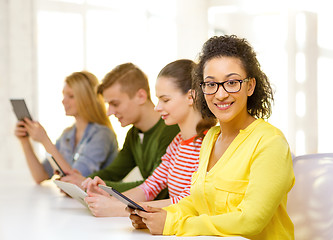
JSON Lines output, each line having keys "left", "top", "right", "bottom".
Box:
{"left": 61, "top": 63, "right": 179, "bottom": 193}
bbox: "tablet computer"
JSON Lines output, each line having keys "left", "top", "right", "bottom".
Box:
{"left": 46, "top": 153, "right": 66, "bottom": 177}
{"left": 98, "top": 184, "right": 147, "bottom": 212}
{"left": 54, "top": 180, "right": 88, "bottom": 208}
{"left": 10, "top": 99, "right": 33, "bottom": 121}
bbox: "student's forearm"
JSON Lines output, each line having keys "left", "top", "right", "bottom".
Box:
{"left": 143, "top": 198, "right": 172, "bottom": 208}
{"left": 123, "top": 188, "right": 172, "bottom": 208}
{"left": 41, "top": 138, "right": 72, "bottom": 172}
{"left": 122, "top": 187, "right": 147, "bottom": 202}
{"left": 106, "top": 187, "right": 147, "bottom": 217}
{"left": 20, "top": 139, "right": 49, "bottom": 184}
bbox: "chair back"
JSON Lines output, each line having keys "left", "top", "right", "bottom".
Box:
{"left": 287, "top": 153, "right": 333, "bottom": 240}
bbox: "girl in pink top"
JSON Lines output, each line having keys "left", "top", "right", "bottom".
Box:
{"left": 139, "top": 132, "right": 203, "bottom": 204}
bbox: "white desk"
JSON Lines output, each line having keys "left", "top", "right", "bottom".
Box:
{"left": 0, "top": 170, "right": 246, "bottom": 240}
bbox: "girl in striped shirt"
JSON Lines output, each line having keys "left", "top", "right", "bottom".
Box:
{"left": 83, "top": 59, "right": 216, "bottom": 217}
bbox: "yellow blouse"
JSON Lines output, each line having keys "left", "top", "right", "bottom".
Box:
{"left": 163, "top": 119, "right": 295, "bottom": 240}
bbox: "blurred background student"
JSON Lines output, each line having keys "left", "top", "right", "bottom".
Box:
{"left": 14, "top": 71, "right": 118, "bottom": 184}
{"left": 60, "top": 63, "right": 179, "bottom": 196}
{"left": 83, "top": 59, "right": 216, "bottom": 217}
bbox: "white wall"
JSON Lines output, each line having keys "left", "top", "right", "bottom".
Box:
{"left": 176, "top": 0, "right": 209, "bottom": 59}
{"left": 0, "top": 0, "right": 38, "bottom": 169}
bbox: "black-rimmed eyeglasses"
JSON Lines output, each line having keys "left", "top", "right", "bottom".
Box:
{"left": 200, "top": 78, "right": 250, "bottom": 95}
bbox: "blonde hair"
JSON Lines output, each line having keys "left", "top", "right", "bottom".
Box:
{"left": 65, "top": 71, "right": 113, "bottom": 130}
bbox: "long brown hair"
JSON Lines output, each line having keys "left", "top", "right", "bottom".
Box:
{"left": 158, "top": 59, "right": 216, "bottom": 139}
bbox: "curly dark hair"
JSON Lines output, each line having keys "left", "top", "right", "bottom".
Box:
{"left": 192, "top": 35, "right": 274, "bottom": 119}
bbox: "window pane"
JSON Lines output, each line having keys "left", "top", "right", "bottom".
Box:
{"left": 86, "top": 9, "right": 147, "bottom": 78}
{"left": 37, "top": 11, "right": 84, "bottom": 143}
{"left": 47, "top": 0, "right": 84, "bottom": 3}
{"left": 317, "top": 57, "right": 333, "bottom": 152}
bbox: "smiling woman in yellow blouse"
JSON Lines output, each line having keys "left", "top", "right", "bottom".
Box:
{"left": 132, "top": 35, "right": 295, "bottom": 240}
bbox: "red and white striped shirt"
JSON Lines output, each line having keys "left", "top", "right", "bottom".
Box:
{"left": 139, "top": 133, "right": 203, "bottom": 204}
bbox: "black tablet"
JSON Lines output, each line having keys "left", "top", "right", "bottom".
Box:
{"left": 98, "top": 184, "right": 147, "bottom": 212}
{"left": 10, "top": 99, "right": 33, "bottom": 121}
{"left": 46, "top": 153, "right": 66, "bottom": 177}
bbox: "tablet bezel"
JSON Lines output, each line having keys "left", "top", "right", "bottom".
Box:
{"left": 54, "top": 180, "right": 88, "bottom": 208}
{"left": 10, "top": 99, "right": 33, "bottom": 121}
{"left": 98, "top": 184, "right": 147, "bottom": 212}
{"left": 46, "top": 153, "right": 66, "bottom": 177}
